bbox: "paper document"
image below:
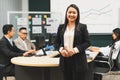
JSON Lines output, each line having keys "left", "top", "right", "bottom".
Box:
{"left": 86, "top": 50, "right": 98, "bottom": 60}
{"left": 36, "top": 49, "right": 44, "bottom": 55}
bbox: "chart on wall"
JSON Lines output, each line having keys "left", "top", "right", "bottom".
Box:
{"left": 51, "top": 0, "right": 116, "bottom": 34}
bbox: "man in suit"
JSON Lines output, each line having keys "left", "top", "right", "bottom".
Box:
{"left": 0, "top": 24, "right": 35, "bottom": 76}
{"left": 14, "top": 27, "right": 36, "bottom": 51}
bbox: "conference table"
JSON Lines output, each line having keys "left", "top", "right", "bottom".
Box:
{"left": 11, "top": 51, "right": 99, "bottom": 80}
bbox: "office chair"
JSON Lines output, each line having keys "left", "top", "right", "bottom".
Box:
{"left": 112, "top": 51, "right": 120, "bottom": 71}
{"left": 117, "top": 52, "right": 120, "bottom": 70}
{"left": 0, "top": 64, "right": 8, "bottom": 80}
{"left": 0, "top": 64, "right": 5, "bottom": 80}
{"left": 0, "top": 64, "right": 14, "bottom": 80}
{"left": 94, "top": 51, "right": 120, "bottom": 80}
{"left": 93, "top": 56, "right": 113, "bottom": 73}
{"left": 93, "top": 44, "right": 115, "bottom": 73}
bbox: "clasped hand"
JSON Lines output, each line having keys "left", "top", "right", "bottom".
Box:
{"left": 61, "top": 48, "right": 75, "bottom": 57}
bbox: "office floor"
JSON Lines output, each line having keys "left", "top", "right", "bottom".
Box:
{"left": 2, "top": 71, "right": 120, "bottom": 80}
{"left": 103, "top": 75, "right": 120, "bottom": 80}
{"left": 102, "top": 71, "right": 120, "bottom": 80}
{"left": 3, "top": 77, "right": 15, "bottom": 80}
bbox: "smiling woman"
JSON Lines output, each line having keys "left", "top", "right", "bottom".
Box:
{"left": 54, "top": 4, "right": 91, "bottom": 80}
{"left": 67, "top": 7, "right": 78, "bottom": 24}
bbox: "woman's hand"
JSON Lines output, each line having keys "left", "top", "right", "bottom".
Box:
{"left": 68, "top": 49, "right": 75, "bottom": 57}
{"left": 61, "top": 49, "right": 70, "bottom": 57}
{"left": 61, "top": 48, "right": 75, "bottom": 57}
{"left": 88, "top": 46, "right": 100, "bottom": 52}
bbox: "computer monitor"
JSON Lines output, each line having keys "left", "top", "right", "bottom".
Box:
{"left": 49, "top": 33, "right": 57, "bottom": 45}
{"left": 35, "top": 35, "right": 45, "bottom": 50}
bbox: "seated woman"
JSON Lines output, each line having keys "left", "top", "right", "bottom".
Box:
{"left": 88, "top": 28, "right": 120, "bottom": 71}
{"left": 88, "top": 28, "right": 120, "bottom": 80}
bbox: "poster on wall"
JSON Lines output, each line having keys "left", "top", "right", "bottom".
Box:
{"left": 32, "top": 18, "right": 42, "bottom": 25}
{"left": 17, "top": 18, "right": 28, "bottom": 26}
{"left": 46, "top": 18, "right": 54, "bottom": 25}
{"left": 32, "top": 26, "right": 42, "bottom": 34}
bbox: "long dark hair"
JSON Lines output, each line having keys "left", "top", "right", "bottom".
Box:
{"left": 113, "top": 28, "right": 120, "bottom": 41}
{"left": 109, "top": 28, "right": 120, "bottom": 47}
{"left": 63, "top": 4, "right": 80, "bottom": 30}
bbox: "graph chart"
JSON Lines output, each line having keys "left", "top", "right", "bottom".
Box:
{"left": 51, "top": 0, "right": 115, "bottom": 33}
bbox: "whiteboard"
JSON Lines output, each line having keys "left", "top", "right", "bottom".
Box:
{"left": 51, "top": 0, "right": 119, "bottom": 34}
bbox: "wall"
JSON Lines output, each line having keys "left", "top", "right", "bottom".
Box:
{"left": 89, "top": 35, "right": 112, "bottom": 47}
{"left": 0, "top": 0, "right": 22, "bottom": 38}
{"left": 0, "top": 0, "right": 120, "bottom": 46}
{"left": 29, "top": 0, "right": 50, "bottom": 11}
{"left": 114, "top": 0, "right": 120, "bottom": 28}
{"left": 51, "top": 0, "right": 120, "bottom": 34}
{"left": 22, "top": 0, "right": 28, "bottom": 11}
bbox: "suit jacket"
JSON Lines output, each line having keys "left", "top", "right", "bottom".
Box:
{"left": 55, "top": 23, "right": 91, "bottom": 72}
{"left": 14, "top": 37, "right": 36, "bottom": 51}
{"left": 0, "top": 36, "right": 25, "bottom": 74}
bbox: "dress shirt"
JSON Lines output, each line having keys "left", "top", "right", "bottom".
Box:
{"left": 100, "top": 40, "right": 120, "bottom": 59}
{"left": 5, "top": 36, "right": 13, "bottom": 46}
{"left": 14, "top": 37, "right": 36, "bottom": 51}
{"left": 22, "top": 40, "right": 28, "bottom": 50}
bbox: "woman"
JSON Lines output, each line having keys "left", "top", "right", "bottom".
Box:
{"left": 89, "top": 28, "right": 120, "bottom": 80}
{"left": 55, "top": 4, "right": 91, "bottom": 80}
{"left": 89, "top": 28, "right": 120, "bottom": 71}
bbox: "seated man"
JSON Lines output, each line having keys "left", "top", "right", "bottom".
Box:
{"left": 0, "top": 24, "right": 35, "bottom": 76}
{"left": 14, "top": 27, "right": 36, "bottom": 51}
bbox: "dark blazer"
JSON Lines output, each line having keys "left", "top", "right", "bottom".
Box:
{"left": 55, "top": 23, "right": 91, "bottom": 72}
{"left": 0, "top": 36, "right": 25, "bottom": 74}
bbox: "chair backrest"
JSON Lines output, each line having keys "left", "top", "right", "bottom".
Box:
{"left": 0, "top": 64, "right": 15, "bottom": 80}
{"left": 93, "top": 57, "right": 112, "bottom": 73}
{"left": 93, "top": 44, "right": 115, "bottom": 73}
{"left": 117, "top": 52, "right": 120, "bottom": 70}
{"left": 108, "top": 44, "right": 115, "bottom": 69}
{"left": 113, "top": 50, "right": 120, "bottom": 71}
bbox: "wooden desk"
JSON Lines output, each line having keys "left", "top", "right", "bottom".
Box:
{"left": 11, "top": 56, "right": 95, "bottom": 67}
{"left": 11, "top": 51, "right": 99, "bottom": 80}
{"left": 11, "top": 56, "right": 61, "bottom": 80}
{"left": 11, "top": 56, "right": 59, "bottom": 67}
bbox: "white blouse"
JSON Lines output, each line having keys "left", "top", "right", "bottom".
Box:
{"left": 59, "top": 26, "right": 79, "bottom": 53}
{"left": 100, "top": 40, "right": 120, "bottom": 59}
{"left": 64, "top": 26, "right": 75, "bottom": 51}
